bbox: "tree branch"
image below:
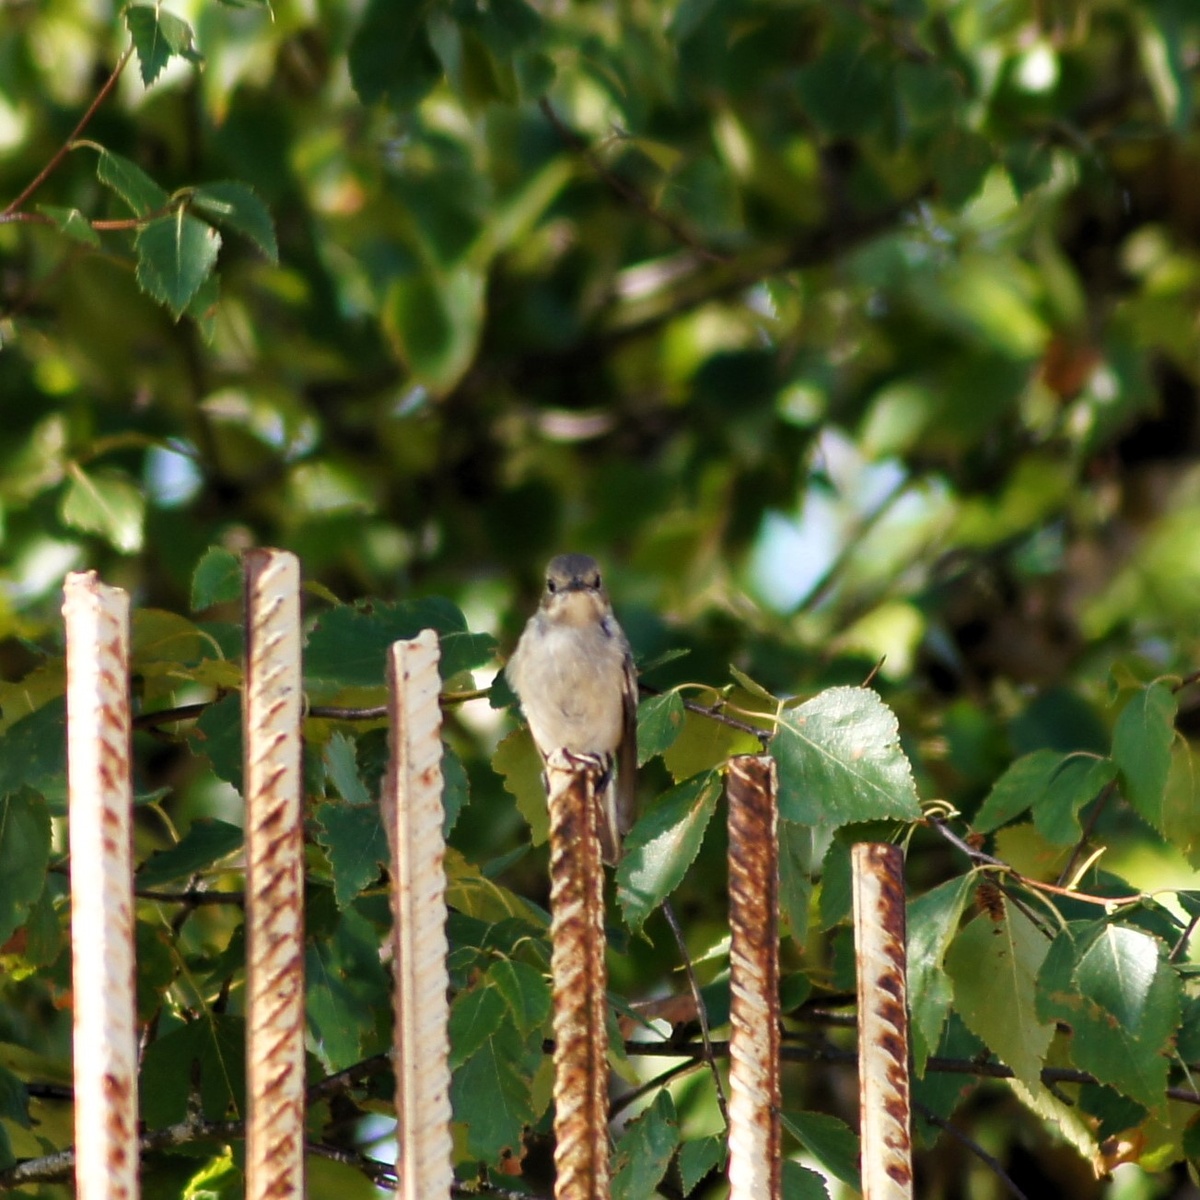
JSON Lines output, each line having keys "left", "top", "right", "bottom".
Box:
{"left": 3, "top": 46, "right": 133, "bottom": 217}
{"left": 538, "top": 97, "right": 728, "bottom": 265}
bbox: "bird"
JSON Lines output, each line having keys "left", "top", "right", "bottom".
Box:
{"left": 506, "top": 553, "right": 638, "bottom": 863}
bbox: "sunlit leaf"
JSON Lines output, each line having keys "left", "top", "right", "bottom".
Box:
{"left": 616, "top": 772, "right": 720, "bottom": 931}
{"left": 772, "top": 687, "right": 921, "bottom": 826}
{"left": 637, "top": 691, "right": 685, "bottom": 765}
{"left": 908, "top": 873, "right": 976, "bottom": 1074}
{"left": 1112, "top": 682, "right": 1177, "bottom": 831}
{"left": 126, "top": 5, "right": 202, "bottom": 86}
{"left": 60, "top": 465, "right": 145, "bottom": 553}
{"left": 190, "top": 181, "right": 278, "bottom": 263}
{"left": 945, "top": 904, "right": 1055, "bottom": 1086}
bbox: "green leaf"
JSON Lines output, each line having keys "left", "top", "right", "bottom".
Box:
{"left": 349, "top": 0, "right": 441, "bottom": 109}
{"left": 0, "top": 789, "right": 51, "bottom": 945}
{"left": 780, "top": 1109, "right": 860, "bottom": 1189}
{"left": 778, "top": 818, "right": 815, "bottom": 947}
{"left": 324, "top": 731, "right": 372, "bottom": 806}
{"left": 1112, "top": 681, "right": 1176, "bottom": 831}
{"left": 944, "top": 904, "right": 1055, "bottom": 1086}
{"left": 0, "top": 701, "right": 67, "bottom": 808}
{"left": 443, "top": 743, "right": 469, "bottom": 837}
{"left": 140, "top": 1014, "right": 246, "bottom": 1127}
{"left": 616, "top": 772, "right": 720, "bottom": 931}
{"left": 677, "top": 1134, "right": 724, "bottom": 1194}
{"left": 94, "top": 146, "right": 169, "bottom": 216}
{"left": 782, "top": 1160, "right": 830, "bottom": 1200}
{"left": 37, "top": 205, "right": 99, "bottom": 247}
{"left": 907, "top": 872, "right": 976, "bottom": 1074}
{"left": 304, "top": 598, "right": 495, "bottom": 688}
{"left": 637, "top": 691, "right": 685, "bottom": 765}
{"left": 60, "top": 464, "right": 145, "bottom": 552}
{"left": 1163, "top": 743, "right": 1200, "bottom": 866}
{"left": 450, "top": 1021, "right": 536, "bottom": 1163}
{"left": 135, "top": 210, "right": 222, "bottom": 319}
{"left": 314, "top": 801, "right": 386, "bottom": 908}
{"left": 493, "top": 728, "right": 547, "bottom": 846}
{"left": 190, "top": 182, "right": 278, "bottom": 263}
{"left": 662, "top": 704, "right": 760, "bottom": 782}
{"left": 190, "top": 547, "right": 241, "bottom": 611}
{"left": 125, "top": 5, "right": 202, "bottom": 86}
{"left": 1033, "top": 756, "right": 1117, "bottom": 845}
{"left": 191, "top": 693, "right": 243, "bottom": 792}
{"left": 772, "top": 687, "right": 921, "bottom": 826}
{"left": 488, "top": 958, "right": 551, "bottom": 1037}
{"left": 0, "top": 1063, "right": 29, "bottom": 1130}
{"left": 305, "top": 902, "right": 389, "bottom": 1071}
{"left": 1038, "top": 921, "right": 1181, "bottom": 1110}
{"left": 383, "top": 265, "right": 486, "bottom": 395}
{"left": 612, "top": 1090, "right": 679, "bottom": 1200}
{"left": 449, "top": 985, "right": 509, "bottom": 1070}
{"left": 973, "top": 748, "right": 1061, "bottom": 833}
{"left": 136, "top": 818, "right": 244, "bottom": 889}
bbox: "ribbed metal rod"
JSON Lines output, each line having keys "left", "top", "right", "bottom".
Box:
{"left": 547, "top": 756, "right": 610, "bottom": 1200}
{"left": 726, "top": 754, "right": 781, "bottom": 1200}
{"left": 385, "top": 632, "right": 453, "bottom": 1200}
{"left": 243, "top": 548, "right": 306, "bottom": 1200}
{"left": 64, "top": 571, "right": 138, "bottom": 1200}
{"left": 852, "top": 842, "right": 913, "bottom": 1200}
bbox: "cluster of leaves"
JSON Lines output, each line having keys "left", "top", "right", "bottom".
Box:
{"left": 2, "top": 0, "right": 1200, "bottom": 1196}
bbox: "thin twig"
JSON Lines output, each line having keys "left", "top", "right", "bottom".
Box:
{"left": 136, "top": 888, "right": 244, "bottom": 906}
{"left": 1054, "top": 780, "right": 1117, "bottom": 887}
{"left": 661, "top": 897, "right": 730, "bottom": 1129}
{"left": 3, "top": 46, "right": 134, "bottom": 217}
{"left": 609, "top": 1058, "right": 703, "bottom": 1121}
{"left": 913, "top": 1099, "right": 1030, "bottom": 1200}
{"left": 1171, "top": 908, "right": 1200, "bottom": 963}
{"left": 538, "top": 98, "right": 727, "bottom": 264}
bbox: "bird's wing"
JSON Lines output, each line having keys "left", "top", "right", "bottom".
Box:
{"left": 616, "top": 648, "right": 638, "bottom": 839}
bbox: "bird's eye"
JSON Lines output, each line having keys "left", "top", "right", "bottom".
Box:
{"left": 546, "top": 578, "right": 556, "bottom": 593}
{"left": 592, "top": 575, "right": 602, "bottom": 588}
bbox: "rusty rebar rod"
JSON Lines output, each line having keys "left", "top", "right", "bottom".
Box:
{"left": 547, "top": 756, "right": 610, "bottom": 1200}
{"left": 852, "top": 842, "right": 913, "bottom": 1200}
{"left": 726, "top": 754, "right": 781, "bottom": 1200}
{"left": 63, "top": 572, "right": 138, "bottom": 1200}
{"left": 243, "top": 549, "right": 306, "bottom": 1200}
{"left": 384, "top": 632, "right": 453, "bottom": 1200}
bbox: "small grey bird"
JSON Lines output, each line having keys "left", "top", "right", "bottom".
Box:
{"left": 506, "top": 553, "right": 638, "bottom": 863}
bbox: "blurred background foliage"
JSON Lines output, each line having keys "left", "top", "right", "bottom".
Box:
{"left": 3, "top": 0, "right": 1200, "bottom": 1195}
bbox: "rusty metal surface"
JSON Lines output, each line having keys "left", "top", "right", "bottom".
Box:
{"left": 726, "top": 754, "right": 781, "bottom": 1200}
{"left": 385, "top": 632, "right": 453, "bottom": 1200}
{"left": 547, "top": 756, "right": 610, "bottom": 1200}
{"left": 852, "top": 842, "right": 913, "bottom": 1200}
{"left": 64, "top": 572, "right": 139, "bottom": 1200}
{"left": 243, "top": 549, "right": 306, "bottom": 1200}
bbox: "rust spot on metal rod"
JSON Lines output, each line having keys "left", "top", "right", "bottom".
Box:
{"left": 548, "top": 757, "right": 610, "bottom": 1200}
{"left": 726, "top": 754, "right": 781, "bottom": 1200}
